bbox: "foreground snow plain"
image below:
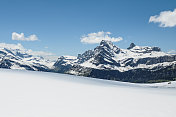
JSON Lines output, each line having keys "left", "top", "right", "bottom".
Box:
{"left": 0, "top": 69, "right": 176, "bottom": 117}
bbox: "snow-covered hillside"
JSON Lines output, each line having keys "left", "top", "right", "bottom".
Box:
{"left": 0, "top": 69, "right": 175, "bottom": 117}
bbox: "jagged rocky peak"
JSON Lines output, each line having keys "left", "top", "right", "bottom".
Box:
{"left": 127, "top": 43, "right": 136, "bottom": 49}
{"left": 56, "top": 56, "right": 65, "bottom": 61}
{"left": 54, "top": 56, "right": 66, "bottom": 66}
{"left": 100, "top": 40, "right": 114, "bottom": 47}
{"left": 152, "top": 47, "right": 161, "bottom": 52}
{"left": 56, "top": 56, "right": 77, "bottom": 63}
{"left": 52, "top": 40, "right": 176, "bottom": 83}
{"left": 97, "top": 40, "right": 120, "bottom": 54}
{"left": 127, "top": 42, "right": 161, "bottom": 53}
{"left": 77, "top": 50, "right": 94, "bottom": 63}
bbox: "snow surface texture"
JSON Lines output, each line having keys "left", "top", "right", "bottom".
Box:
{"left": 0, "top": 69, "right": 176, "bottom": 117}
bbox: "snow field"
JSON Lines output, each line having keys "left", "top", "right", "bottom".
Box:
{"left": 0, "top": 69, "right": 176, "bottom": 117}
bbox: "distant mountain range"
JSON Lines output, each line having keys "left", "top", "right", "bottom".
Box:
{"left": 0, "top": 45, "right": 53, "bottom": 72}
{"left": 1, "top": 40, "right": 176, "bottom": 83}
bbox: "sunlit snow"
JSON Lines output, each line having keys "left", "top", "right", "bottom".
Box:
{"left": 0, "top": 69, "right": 175, "bottom": 117}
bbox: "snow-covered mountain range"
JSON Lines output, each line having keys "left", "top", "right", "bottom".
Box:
{"left": 53, "top": 40, "right": 176, "bottom": 83}
{"left": 0, "top": 41, "right": 176, "bottom": 83}
{"left": 0, "top": 43, "right": 54, "bottom": 71}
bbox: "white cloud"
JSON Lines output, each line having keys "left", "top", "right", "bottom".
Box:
{"left": 27, "top": 49, "right": 58, "bottom": 61}
{"left": 80, "top": 31, "right": 123, "bottom": 44}
{"left": 149, "top": 9, "right": 176, "bottom": 27}
{"left": 168, "top": 50, "right": 176, "bottom": 54}
{"left": 27, "top": 49, "right": 54, "bottom": 56}
{"left": 0, "top": 43, "right": 24, "bottom": 50}
{"left": 12, "top": 32, "right": 38, "bottom": 41}
{"left": 0, "top": 43, "right": 57, "bottom": 60}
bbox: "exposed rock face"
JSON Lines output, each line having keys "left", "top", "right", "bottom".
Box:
{"left": 127, "top": 43, "right": 136, "bottom": 49}
{"left": 77, "top": 50, "right": 94, "bottom": 64}
{"left": 53, "top": 40, "right": 176, "bottom": 83}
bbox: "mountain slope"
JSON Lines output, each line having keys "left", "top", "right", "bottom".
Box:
{"left": 0, "top": 69, "right": 176, "bottom": 117}
{"left": 53, "top": 40, "right": 176, "bottom": 83}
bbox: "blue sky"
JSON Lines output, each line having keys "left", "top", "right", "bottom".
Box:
{"left": 0, "top": 0, "right": 176, "bottom": 56}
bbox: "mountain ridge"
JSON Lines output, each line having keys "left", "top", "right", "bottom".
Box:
{"left": 0, "top": 45, "right": 53, "bottom": 72}
{"left": 53, "top": 40, "right": 176, "bottom": 83}
{"left": 0, "top": 40, "right": 176, "bottom": 83}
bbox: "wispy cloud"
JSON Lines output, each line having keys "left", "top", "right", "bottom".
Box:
{"left": 149, "top": 9, "right": 176, "bottom": 27}
{"left": 80, "top": 31, "right": 123, "bottom": 44}
{"left": 0, "top": 43, "right": 57, "bottom": 60}
{"left": 27, "top": 49, "right": 54, "bottom": 56}
{"left": 168, "top": 50, "right": 176, "bottom": 54}
{"left": 26, "top": 49, "right": 58, "bottom": 61}
{"left": 12, "top": 32, "right": 38, "bottom": 41}
{"left": 0, "top": 43, "right": 24, "bottom": 50}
